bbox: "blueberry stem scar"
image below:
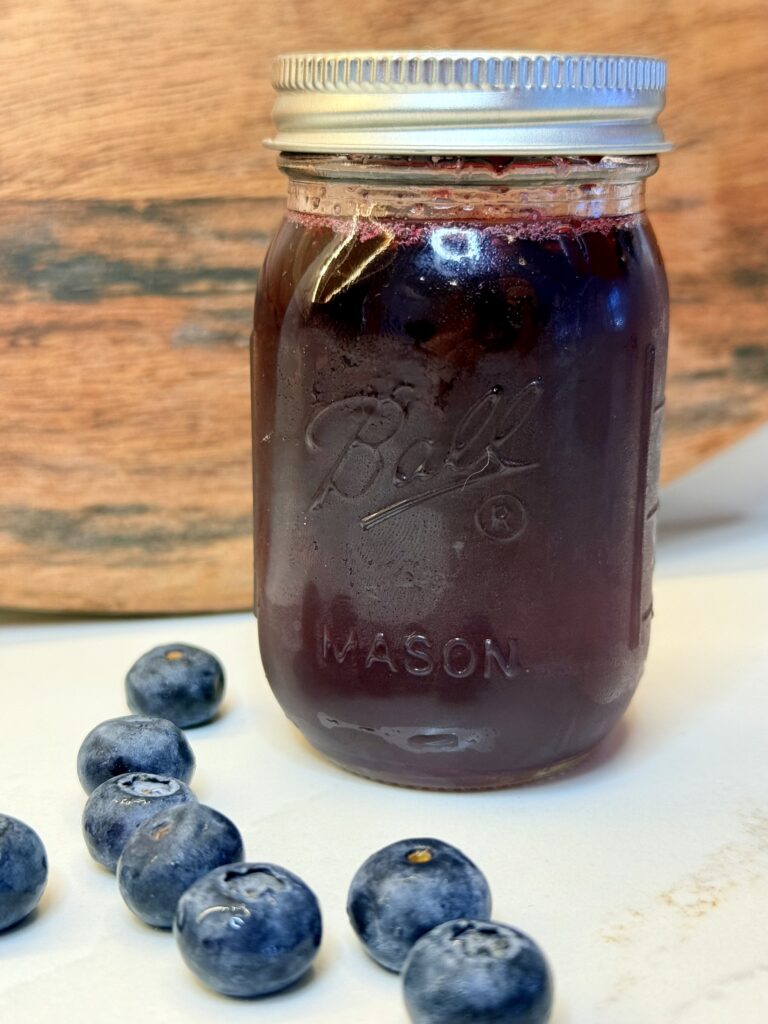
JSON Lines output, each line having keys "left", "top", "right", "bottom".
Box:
{"left": 407, "top": 848, "right": 434, "bottom": 864}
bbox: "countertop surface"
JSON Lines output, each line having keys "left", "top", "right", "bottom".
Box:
{"left": 1, "top": 428, "right": 767, "bottom": 1024}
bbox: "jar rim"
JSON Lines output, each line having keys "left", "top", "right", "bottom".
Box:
{"left": 267, "top": 51, "right": 672, "bottom": 157}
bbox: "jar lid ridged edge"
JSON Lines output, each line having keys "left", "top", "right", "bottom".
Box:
{"left": 273, "top": 51, "right": 667, "bottom": 93}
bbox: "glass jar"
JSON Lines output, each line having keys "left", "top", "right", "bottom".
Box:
{"left": 253, "top": 52, "right": 671, "bottom": 789}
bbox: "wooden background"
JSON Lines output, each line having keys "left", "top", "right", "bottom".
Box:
{"left": 1, "top": 0, "right": 766, "bottom": 613}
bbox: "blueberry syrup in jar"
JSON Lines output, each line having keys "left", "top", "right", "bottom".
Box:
{"left": 253, "top": 53, "right": 671, "bottom": 788}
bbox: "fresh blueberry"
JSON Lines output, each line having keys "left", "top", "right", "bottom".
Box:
{"left": 117, "top": 803, "right": 244, "bottom": 928}
{"left": 82, "top": 772, "right": 196, "bottom": 872}
{"left": 77, "top": 714, "right": 195, "bottom": 794}
{"left": 347, "top": 837, "right": 492, "bottom": 972}
{"left": 0, "top": 815, "right": 48, "bottom": 931}
{"left": 402, "top": 920, "right": 553, "bottom": 1024}
{"left": 174, "top": 862, "right": 322, "bottom": 997}
{"left": 125, "top": 643, "right": 225, "bottom": 728}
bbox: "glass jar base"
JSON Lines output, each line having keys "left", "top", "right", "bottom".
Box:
{"left": 313, "top": 743, "right": 599, "bottom": 792}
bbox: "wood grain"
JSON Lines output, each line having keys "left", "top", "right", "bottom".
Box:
{"left": 0, "top": 199, "right": 278, "bottom": 611}
{"left": 1, "top": 0, "right": 767, "bottom": 611}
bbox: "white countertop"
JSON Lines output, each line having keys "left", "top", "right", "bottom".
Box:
{"left": 1, "top": 428, "right": 767, "bottom": 1024}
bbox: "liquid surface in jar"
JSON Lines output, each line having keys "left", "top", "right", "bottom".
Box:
{"left": 253, "top": 208, "right": 668, "bottom": 788}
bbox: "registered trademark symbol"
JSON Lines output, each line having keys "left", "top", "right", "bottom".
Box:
{"left": 474, "top": 493, "right": 527, "bottom": 542}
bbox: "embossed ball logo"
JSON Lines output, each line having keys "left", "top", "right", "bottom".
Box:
{"left": 305, "top": 381, "right": 542, "bottom": 542}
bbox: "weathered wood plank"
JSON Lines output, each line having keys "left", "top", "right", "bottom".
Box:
{"left": 0, "top": 199, "right": 281, "bottom": 611}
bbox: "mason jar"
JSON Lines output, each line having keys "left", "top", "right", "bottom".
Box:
{"left": 252, "top": 51, "right": 670, "bottom": 788}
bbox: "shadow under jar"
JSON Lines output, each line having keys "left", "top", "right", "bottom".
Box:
{"left": 253, "top": 51, "right": 671, "bottom": 789}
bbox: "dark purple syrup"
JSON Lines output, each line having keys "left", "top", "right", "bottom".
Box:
{"left": 252, "top": 209, "right": 667, "bottom": 788}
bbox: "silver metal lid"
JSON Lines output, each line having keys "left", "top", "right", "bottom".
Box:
{"left": 267, "top": 51, "right": 671, "bottom": 156}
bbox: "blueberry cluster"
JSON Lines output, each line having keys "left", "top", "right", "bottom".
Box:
{"left": 75, "top": 642, "right": 321, "bottom": 997}
{"left": 6, "top": 640, "right": 555, "bottom": 1019}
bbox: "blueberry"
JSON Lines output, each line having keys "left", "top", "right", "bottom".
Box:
{"left": 77, "top": 715, "right": 195, "bottom": 794}
{"left": 117, "top": 803, "right": 244, "bottom": 928}
{"left": 347, "top": 837, "right": 492, "bottom": 972}
{"left": 0, "top": 815, "right": 48, "bottom": 931}
{"left": 402, "top": 920, "right": 553, "bottom": 1024}
{"left": 174, "top": 862, "right": 322, "bottom": 997}
{"left": 126, "top": 643, "right": 225, "bottom": 728}
{"left": 82, "top": 772, "right": 196, "bottom": 872}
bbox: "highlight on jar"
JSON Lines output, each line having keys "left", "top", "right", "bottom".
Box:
{"left": 252, "top": 52, "right": 672, "bottom": 790}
